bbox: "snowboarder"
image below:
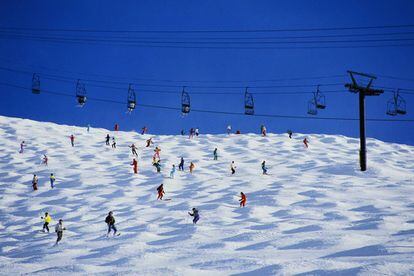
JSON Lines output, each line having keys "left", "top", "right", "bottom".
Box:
{"left": 157, "top": 184, "right": 165, "bottom": 200}
{"left": 105, "top": 134, "right": 110, "bottom": 146}
{"left": 189, "top": 162, "right": 195, "bottom": 174}
{"left": 213, "top": 148, "right": 218, "bottom": 160}
{"left": 231, "top": 161, "right": 236, "bottom": 175}
{"left": 131, "top": 158, "right": 138, "bottom": 174}
{"left": 111, "top": 137, "right": 116, "bottom": 149}
{"left": 195, "top": 128, "right": 199, "bottom": 137}
{"left": 287, "top": 130, "right": 293, "bottom": 139}
{"left": 146, "top": 138, "right": 153, "bottom": 147}
{"left": 42, "top": 154, "right": 48, "bottom": 166}
{"left": 154, "top": 147, "right": 161, "bottom": 159}
{"left": 41, "top": 212, "right": 52, "bottom": 233}
{"left": 32, "top": 174, "right": 38, "bottom": 191}
{"left": 19, "top": 141, "right": 25, "bottom": 153}
{"left": 105, "top": 211, "right": 118, "bottom": 236}
{"left": 188, "top": 208, "right": 200, "bottom": 224}
{"left": 55, "top": 219, "right": 66, "bottom": 245}
{"left": 129, "top": 144, "right": 138, "bottom": 156}
{"left": 178, "top": 157, "right": 184, "bottom": 171}
{"left": 239, "top": 192, "right": 247, "bottom": 207}
{"left": 141, "top": 126, "right": 148, "bottom": 135}
{"left": 114, "top": 124, "right": 119, "bottom": 131}
{"left": 170, "top": 164, "right": 176, "bottom": 179}
{"left": 50, "top": 173, "right": 56, "bottom": 188}
{"left": 303, "top": 137, "right": 309, "bottom": 148}
{"left": 261, "top": 161, "right": 268, "bottom": 175}
{"left": 227, "top": 125, "right": 232, "bottom": 135}
{"left": 70, "top": 135, "right": 75, "bottom": 147}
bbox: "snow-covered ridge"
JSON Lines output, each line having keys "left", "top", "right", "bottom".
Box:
{"left": 0, "top": 115, "right": 413, "bottom": 275}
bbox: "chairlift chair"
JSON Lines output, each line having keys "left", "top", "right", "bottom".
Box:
{"left": 181, "top": 87, "right": 190, "bottom": 114}
{"left": 76, "top": 79, "right": 87, "bottom": 106}
{"left": 387, "top": 91, "right": 407, "bottom": 116}
{"left": 386, "top": 100, "right": 397, "bottom": 116}
{"left": 127, "top": 84, "right": 136, "bottom": 112}
{"left": 32, "top": 73, "right": 40, "bottom": 94}
{"left": 314, "top": 85, "right": 326, "bottom": 109}
{"left": 244, "top": 88, "right": 254, "bottom": 115}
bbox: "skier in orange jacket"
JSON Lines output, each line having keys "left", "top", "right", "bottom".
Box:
{"left": 189, "top": 162, "right": 195, "bottom": 173}
{"left": 239, "top": 192, "right": 247, "bottom": 207}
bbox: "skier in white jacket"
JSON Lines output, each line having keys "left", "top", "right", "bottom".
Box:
{"left": 55, "top": 219, "right": 66, "bottom": 245}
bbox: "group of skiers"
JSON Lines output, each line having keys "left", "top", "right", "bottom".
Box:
{"left": 20, "top": 124, "right": 314, "bottom": 245}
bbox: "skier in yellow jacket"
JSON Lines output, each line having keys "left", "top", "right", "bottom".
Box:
{"left": 41, "top": 212, "right": 52, "bottom": 233}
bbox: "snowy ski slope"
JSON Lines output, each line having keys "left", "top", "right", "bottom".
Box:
{"left": 0, "top": 115, "right": 413, "bottom": 275}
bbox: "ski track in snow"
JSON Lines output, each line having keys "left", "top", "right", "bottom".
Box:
{"left": 0, "top": 115, "right": 413, "bottom": 275}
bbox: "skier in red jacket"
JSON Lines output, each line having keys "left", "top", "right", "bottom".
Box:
{"left": 239, "top": 192, "right": 247, "bottom": 207}
{"left": 157, "top": 184, "right": 165, "bottom": 200}
{"left": 70, "top": 135, "right": 75, "bottom": 147}
{"left": 131, "top": 158, "right": 138, "bottom": 174}
{"left": 303, "top": 137, "right": 309, "bottom": 148}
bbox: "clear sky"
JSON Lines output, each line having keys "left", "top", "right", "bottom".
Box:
{"left": 0, "top": 0, "right": 413, "bottom": 145}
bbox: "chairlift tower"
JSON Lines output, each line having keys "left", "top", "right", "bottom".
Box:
{"left": 345, "top": 71, "right": 384, "bottom": 171}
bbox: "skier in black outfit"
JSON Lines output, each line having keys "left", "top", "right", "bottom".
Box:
{"left": 188, "top": 208, "right": 200, "bottom": 224}
{"left": 287, "top": 130, "right": 293, "bottom": 139}
{"left": 105, "top": 134, "right": 110, "bottom": 145}
{"left": 178, "top": 157, "right": 184, "bottom": 171}
{"left": 105, "top": 211, "right": 118, "bottom": 236}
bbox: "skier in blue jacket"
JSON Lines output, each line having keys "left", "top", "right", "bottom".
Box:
{"left": 188, "top": 208, "right": 200, "bottom": 224}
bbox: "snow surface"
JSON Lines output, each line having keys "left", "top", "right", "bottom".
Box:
{"left": 0, "top": 115, "right": 413, "bottom": 275}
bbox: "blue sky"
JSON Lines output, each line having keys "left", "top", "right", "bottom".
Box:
{"left": 0, "top": 0, "right": 413, "bottom": 145}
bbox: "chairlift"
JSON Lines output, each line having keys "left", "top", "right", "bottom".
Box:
{"left": 244, "top": 88, "right": 254, "bottom": 115}
{"left": 386, "top": 90, "right": 406, "bottom": 116}
{"left": 32, "top": 73, "right": 40, "bottom": 94}
{"left": 181, "top": 87, "right": 190, "bottom": 114}
{"left": 127, "top": 84, "right": 136, "bottom": 112}
{"left": 75, "top": 79, "right": 87, "bottom": 106}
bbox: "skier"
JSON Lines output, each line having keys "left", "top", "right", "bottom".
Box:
{"left": 114, "top": 124, "right": 119, "bottom": 131}
{"left": 153, "top": 159, "right": 161, "bottom": 173}
{"left": 154, "top": 146, "right": 161, "bottom": 159}
{"left": 239, "top": 192, "right": 247, "bottom": 207}
{"left": 180, "top": 129, "right": 185, "bottom": 136}
{"left": 303, "top": 137, "right": 309, "bottom": 148}
{"left": 70, "top": 135, "right": 75, "bottom": 147}
{"left": 230, "top": 161, "right": 236, "bottom": 175}
{"left": 141, "top": 126, "right": 148, "bottom": 135}
{"left": 195, "top": 128, "right": 199, "bottom": 137}
{"left": 19, "top": 141, "right": 25, "bottom": 153}
{"left": 189, "top": 162, "right": 195, "bottom": 174}
{"left": 87, "top": 124, "right": 90, "bottom": 133}
{"left": 42, "top": 154, "right": 48, "bottom": 166}
{"left": 41, "top": 212, "right": 52, "bottom": 233}
{"left": 157, "top": 184, "right": 165, "bottom": 200}
{"left": 32, "top": 174, "right": 38, "bottom": 191}
{"left": 261, "top": 125, "right": 267, "bottom": 136}
{"left": 261, "top": 161, "right": 268, "bottom": 175}
{"left": 287, "top": 130, "right": 293, "bottom": 139}
{"left": 50, "top": 173, "right": 56, "bottom": 188}
{"left": 111, "top": 137, "right": 116, "bottom": 149}
{"left": 105, "top": 211, "right": 118, "bottom": 236}
{"left": 178, "top": 157, "right": 184, "bottom": 171}
{"left": 146, "top": 138, "right": 153, "bottom": 148}
{"left": 213, "top": 148, "right": 218, "bottom": 160}
{"left": 129, "top": 144, "right": 138, "bottom": 156}
{"left": 131, "top": 158, "right": 138, "bottom": 174}
{"left": 105, "top": 134, "right": 110, "bottom": 146}
{"left": 188, "top": 208, "right": 200, "bottom": 224}
{"left": 227, "top": 125, "right": 232, "bottom": 135}
{"left": 170, "top": 164, "right": 176, "bottom": 179}
{"left": 54, "top": 219, "right": 66, "bottom": 245}
{"left": 189, "top": 128, "right": 194, "bottom": 139}
{"left": 236, "top": 130, "right": 241, "bottom": 134}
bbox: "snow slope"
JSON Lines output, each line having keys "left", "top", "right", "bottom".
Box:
{"left": 0, "top": 115, "right": 413, "bottom": 275}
